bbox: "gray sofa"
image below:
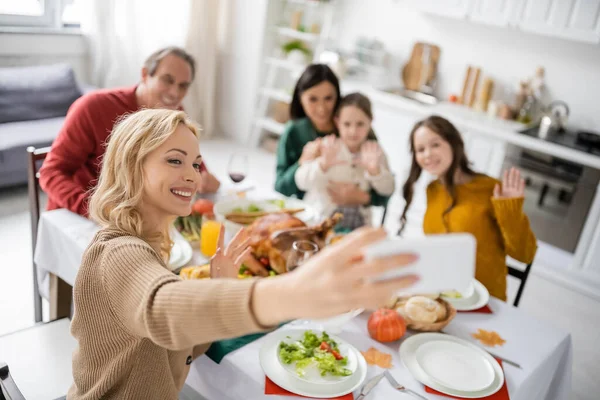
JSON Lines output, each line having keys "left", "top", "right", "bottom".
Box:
{"left": 0, "top": 64, "right": 91, "bottom": 189}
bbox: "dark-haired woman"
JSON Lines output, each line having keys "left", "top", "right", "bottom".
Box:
{"left": 398, "top": 115, "right": 537, "bottom": 300}
{"left": 274, "top": 64, "right": 389, "bottom": 209}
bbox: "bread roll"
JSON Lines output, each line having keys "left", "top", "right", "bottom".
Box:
{"left": 404, "top": 296, "right": 442, "bottom": 323}
{"left": 180, "top": 264, "right": 210, "bottom": 280}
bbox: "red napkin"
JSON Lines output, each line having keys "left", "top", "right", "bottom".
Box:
{"left": 265, "top": 376, "right": 354, "bottom": 399}
{"left": 424, "top": 360, "right": 510, "bottom": 400}
{"left": 458, "top": 305, "right": 493, "bottom": 314}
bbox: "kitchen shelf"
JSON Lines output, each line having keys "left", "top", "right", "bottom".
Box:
{"left": 283, "top": 0, "right": 325, "bottom": 8}
{"left": 265, "top": 56, "right": 306, "bottom": 73}
{"left": 255, "top": 118, "right": 285, "bottom": 136}
{"left": 276, "top": 27, "right": 319, "bottom": 42}
{"left": 260, "top": 87, "right": 292, "bottom": 103}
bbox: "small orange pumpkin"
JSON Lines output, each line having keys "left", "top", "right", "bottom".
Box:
{"left": 368, "top": 309, "right": 407, "bottom": 342}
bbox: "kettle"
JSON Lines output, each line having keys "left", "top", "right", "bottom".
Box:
{"left": 538, "top": 101, "right": 569, "bottom": 139}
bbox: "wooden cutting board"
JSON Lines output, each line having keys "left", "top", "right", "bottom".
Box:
{"left": 402, "top": 42, "right": 441, "bottom": 91}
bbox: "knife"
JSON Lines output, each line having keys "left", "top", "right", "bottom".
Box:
{"left": 355, "top": 373, "right": 384, "bottom": 400}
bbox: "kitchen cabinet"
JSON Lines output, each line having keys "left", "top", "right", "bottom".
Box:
{"left": 404, "top": 0, "right": 600, "bottom": 44}
{"left": 516, "top": 0, "right": 600, "bottom": 44}
{"left": 580, "top": 185, "right": 600, "bottom": 275}
{"left": 370, "top": 105, "right": 428, "bottom": 232}
{"left": 371, "top": 104, "right": 418, "bottom": 179}
{"left": 468, "top": 0, "right": 520, "bottom": 27}
{"left": 462, "top": 131, "right": 507, "bottom": 178}
{"left": 403, "top": 0, "right": 473, "bottom": 19}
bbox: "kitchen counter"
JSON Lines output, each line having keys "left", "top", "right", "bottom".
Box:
{"left": 341, "top": 80, "right": 600, "bottom": 170}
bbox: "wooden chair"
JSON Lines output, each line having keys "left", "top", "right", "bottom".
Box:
{"left": 507, "top": 262, "right": 533, "bottom": 307}
{"left": 380, "top": 205, "right": 388, "bottom": 227}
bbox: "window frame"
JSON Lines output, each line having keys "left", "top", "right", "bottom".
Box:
{"left": 0, "top": 0, "right": 79, "bottom": 29}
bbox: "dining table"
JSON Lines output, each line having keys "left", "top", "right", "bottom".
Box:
{"left": 33, "top": 185, "right": 572, "bottom": 400}
{"left": 185, "top": 303, "right": 572, "bottom": 400}
{"left": 33, "top": 181, "right": 266, "bottom": 317}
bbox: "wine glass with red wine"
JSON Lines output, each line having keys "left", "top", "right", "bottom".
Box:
{"left": 227, "top": 153, "right": 248, "bottom": 185}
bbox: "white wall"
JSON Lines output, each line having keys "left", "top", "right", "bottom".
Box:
{"left": 216, "top": 0, "right": 268, "bottom": 141}
{"left": 0, "top": 32, "right": 89, "bottom": 84}
{"left": 334, "top": 0, "right": 600, "bottom": 131}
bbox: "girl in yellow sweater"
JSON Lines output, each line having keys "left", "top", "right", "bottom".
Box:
{"left": 398, "top": 115, "right": 537, "bottom": 301}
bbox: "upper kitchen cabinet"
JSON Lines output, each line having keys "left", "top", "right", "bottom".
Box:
{"left": 516, "top": 0, "right": 600, "bottom": 44}
{"left": 403, "top": 0, "right": 473, "bottom": 18}
{"left": 404, "top": 0, "right": 600, "bottom": 44}
{"left": 468, "top": 0, "right": 521, "bottom": 27}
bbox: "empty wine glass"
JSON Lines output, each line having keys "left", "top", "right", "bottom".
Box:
{"left": 227, "top": 153, "right": 248, "bottom": 185}
{"left": 286, "top": 240, "right": 319, "bottom": 272}
{"left": 287, "top": 240, "right": 319, "bottom": 326}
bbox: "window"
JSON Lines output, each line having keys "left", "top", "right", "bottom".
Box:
{"left": 0, "top": 0, "right": 81, "bottom": 29}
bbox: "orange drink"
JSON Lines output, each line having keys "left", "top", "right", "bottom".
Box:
{"left": 200, "top": 218, "right": 221, "bottom": 257}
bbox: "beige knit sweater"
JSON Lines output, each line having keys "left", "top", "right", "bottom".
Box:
{"left": 67, "top": 228, "right": 267, "bottom": 400}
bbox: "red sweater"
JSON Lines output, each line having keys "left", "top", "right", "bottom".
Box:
{"left": 39, "top": 86, "right": 205, "bottom": 216}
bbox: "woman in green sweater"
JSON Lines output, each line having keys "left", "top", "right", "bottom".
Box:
{"left": 275, "top": 64, "right": 390, "bottom": 209}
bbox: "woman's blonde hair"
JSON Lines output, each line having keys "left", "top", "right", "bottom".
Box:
{"left": 89, "top": 108, "right": 199, "bottom": 256}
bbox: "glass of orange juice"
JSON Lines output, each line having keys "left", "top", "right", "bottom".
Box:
{"left": 200, "top": 217, "right": 222, "bottom": 257}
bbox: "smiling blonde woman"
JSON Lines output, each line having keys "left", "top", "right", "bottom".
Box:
{"left": 68, "top": 108, "right": 418, "bottom": 399}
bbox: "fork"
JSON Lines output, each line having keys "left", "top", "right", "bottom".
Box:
{"left": 384, "top": 370, "right": 429, "bottom": 400}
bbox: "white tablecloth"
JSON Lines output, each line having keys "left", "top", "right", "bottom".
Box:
{"left": 33, "top": 182, "right": 279, "bottom": 300}
{"left": 186, "top": 302, "right": 572, "bottom": 400}
{"left": 33, "top": 197, "right": 572, "bottom": 399}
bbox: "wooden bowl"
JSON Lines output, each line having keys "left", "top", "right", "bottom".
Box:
{"left": 391, "top": 296, "right": 456, "bottom": 332}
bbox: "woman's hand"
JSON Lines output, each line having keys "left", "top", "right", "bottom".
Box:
{"left": 319, "top": 135, "right": 347, "bottom": 172}
{"left": 251, "top": 227, "right": 419, "bottom": 326}
{"left": 299, "top": 138, "right": 322, "bottom": 165}
{"left": 494, "top": 167, "right": 525, "bottom": 199}
{"left": 327, "top": 181, "right": 370, "bottom": 206}
{"left": 198, "top": 170, "right": 221, "bottom": 194}
{"left": 210, "top": 227, "right": 252, "bottom": 279}
{"left": 359, "top": 141, "right": 382, "bottom": 176}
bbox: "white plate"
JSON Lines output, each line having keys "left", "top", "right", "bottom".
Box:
{"left": 400, "top": 333, "right": 504, "bottom": 398}
{"left": 214, "top": 198, "right": 317, "bottom": 234}
{"left": 259, "top": 329, "right": 367, "bottom": 398}
{"left": 168, "top": 229, "right": 193, "bottom": 271}
{"left": 278, "top": 330, "right": 358, "bottom": 385}
{"left": 311, "top": 309, "right": 365, "bottom": 330}
{"left": 442, "top": 280, "right": 490, "bottom": 311}
{"left": 415, "top": 340, "right": 495, "bottom": 392}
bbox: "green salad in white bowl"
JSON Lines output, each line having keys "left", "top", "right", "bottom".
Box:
{"left": 278, "top": 330, "right": 357, "bottom": 384}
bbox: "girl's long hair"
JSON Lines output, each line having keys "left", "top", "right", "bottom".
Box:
{"left": 88, "top": 108, "right": 199, "bottom": 257}
{"left": 398, "top": 115, "right": 476, "bottom": 235}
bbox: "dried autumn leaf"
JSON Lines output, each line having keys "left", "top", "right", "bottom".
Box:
{"left": 361, "top": 347, "right": 393, "bottom": 368}
{"left": 472, "top": 328, "right": 506, "bottom": 347}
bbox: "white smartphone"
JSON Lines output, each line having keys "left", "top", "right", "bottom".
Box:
{"left": 363, "top": 233, "right": 476, "bottom": 295}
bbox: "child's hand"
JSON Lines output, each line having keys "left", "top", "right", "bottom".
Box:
{"left": 210, "top": 226, "right": 252, "bottom": 279}
{"left": 299, "top": 138, "right": 322, "bottom": 165}
{"left": 494, "top": 167, "right": 526, "bottom": 199}
{"left": 360, "top": 141, "right": 382, "bottom": 176}
{"left": 319, "top": 135, "right": 347, "bottom": 172}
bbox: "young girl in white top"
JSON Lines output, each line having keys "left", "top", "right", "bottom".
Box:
{"left": 295, "top": 93, "right": 395, "bottom": 231}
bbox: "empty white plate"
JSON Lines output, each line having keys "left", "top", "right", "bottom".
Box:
{"left": 416, "top": 340, "right": 495, "bottom": 392}
{"left": 259, "top": 329, "right": 367, "bottom": 398}
{"left": 400, "top": 332, "right": 504, "bottom": 398}
{"left": 442, "top": 279, "right": 490, "bottom": 311}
